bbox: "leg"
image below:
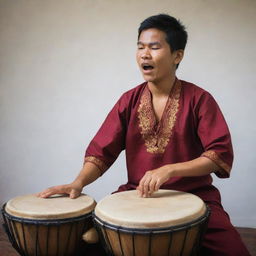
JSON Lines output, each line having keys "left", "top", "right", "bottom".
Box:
{"left": 202, "top": 201, "right": 251, "bottom": 256}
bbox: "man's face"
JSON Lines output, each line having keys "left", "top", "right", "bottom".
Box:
{"left": 136, "top": 28, "right": 183, "bottom": 84}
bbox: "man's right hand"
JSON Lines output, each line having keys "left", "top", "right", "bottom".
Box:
{"left": 37, "top": 162, "right": 102, "bottom": 199}
{"left": 37, "top": 182, "right": 83, "bottom": 199}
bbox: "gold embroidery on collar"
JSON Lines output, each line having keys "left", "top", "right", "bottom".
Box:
{"left": 138, "top": 80, "right": 182, "bottom": 154}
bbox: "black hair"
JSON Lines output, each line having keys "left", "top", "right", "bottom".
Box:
{"left": 138, "top": 14, "right": 188, "bottom": 52}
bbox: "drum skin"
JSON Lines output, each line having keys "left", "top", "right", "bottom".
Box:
{"left": 2, "top": 194, "right": 96, "bottom": 256}
{"left": 94, "top": 190, "right": 210, "bottom": 256}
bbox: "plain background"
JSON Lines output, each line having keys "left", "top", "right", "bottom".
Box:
{"left": 0, "top": 0, "right": 255, "bottom": 228}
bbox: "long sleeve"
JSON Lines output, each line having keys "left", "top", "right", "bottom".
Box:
{"left": 195, "top": 92, "right": 234, "bottom": 178}
{"left": 84, "top": 94, "right": 129, "bottom": 175}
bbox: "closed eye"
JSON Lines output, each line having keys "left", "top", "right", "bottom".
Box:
{"left": 137, "top": 41, "right": 161, "bottom": 50}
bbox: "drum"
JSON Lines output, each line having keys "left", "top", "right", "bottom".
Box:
{"left": 94, "top": 190, "right": 210, "bottom": 256}
{"left": 2, "top": 193, "right": 96, "bottom": 256}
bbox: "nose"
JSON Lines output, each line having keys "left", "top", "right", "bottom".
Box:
{"left": 141, "top": 48, "right": 151, "bottom": 60}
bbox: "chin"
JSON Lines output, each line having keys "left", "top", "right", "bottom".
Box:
{"left": 143, "top": 75, "right": 156, "bottom": 83}
{"left": 144, "top": 78, "right": 161, "bottom": 85}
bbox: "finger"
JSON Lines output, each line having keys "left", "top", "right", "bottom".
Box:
{"left": 138, "top": 176, "right": 147, "bottom": 197}
{"left": 39, "top": 189, "right": 58, "bottom": 198}
{"left": 139, "top": 171, "right": 153, "bottom": 197}
{"left": 139, "top": 177, "right": 148, "bottom": 197}
{"left": 70, "top": 189, "right": 81, "bottom": 199}
{"left": 148, "top": 179, "right": 157, "bottom": 196}
{"left": 38, "top": 185, "right": 68, "bottom": 198}
{"left": 155, "top": 179, "right": 162, "bottom": 191}
{"left": 142, "top": 177, "right": 152, "bottom": 198}
{"left": 136, "top": 187, "right": 141, "bottom": 196}
{"left": 37, "top": 188, "right": 52, "bottom": 198}
{"left": 136, "top": 186, "right": 143, "bottom": 197}
{"left": 138, "top": 182, "right": 147, "bottom": 197}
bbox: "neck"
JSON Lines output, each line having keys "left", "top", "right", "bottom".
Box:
{"left": 148, "top": 75, "right": 176, "bottom": 96}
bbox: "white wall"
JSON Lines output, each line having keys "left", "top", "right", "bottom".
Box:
{"left": 0, "top": 0, "right": 255, "bottom": 227}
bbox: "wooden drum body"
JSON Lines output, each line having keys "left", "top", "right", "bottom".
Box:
{"left": 2, "top": 194, "right": 96, "bottom": 256}
{"left": 94, "top": 190, "right": 210, "bottom": 256}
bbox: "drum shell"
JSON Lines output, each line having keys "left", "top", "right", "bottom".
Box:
{"left": 2, "top": 204, "right": 94, "bottom": 256}
{"left": 94, "top": 206, "right": 210, "bottom": 256}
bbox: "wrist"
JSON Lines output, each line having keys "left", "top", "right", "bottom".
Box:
{"left": 72, "top": 179, "right": 84, "bottom": 190}
{"left": 165, "top": 164, "right": 177, "bottom": 178}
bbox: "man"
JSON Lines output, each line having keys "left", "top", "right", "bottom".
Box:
{"left": 39, "top": 14, "right": 250, "bottom": 255}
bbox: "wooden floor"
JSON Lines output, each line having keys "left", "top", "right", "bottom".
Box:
{"left": 237, "top": 227, "right": 256, "bottom": 256}
{"left": 0, "top": 222, "right": 255, "bottom": 255}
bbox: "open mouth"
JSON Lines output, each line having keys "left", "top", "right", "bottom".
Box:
{"left": 142, "top": 64, "right": 154, "bottom": 71}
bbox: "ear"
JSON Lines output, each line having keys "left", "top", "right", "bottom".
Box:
{"left": 174, "top": 50, "right": 184, "bottom": 65}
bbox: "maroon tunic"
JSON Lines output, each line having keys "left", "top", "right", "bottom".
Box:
{"left": 84, "top": 78, "right": 250, "bottom": 256}
{"left": 85, "top": 78, "right": 232, "bottom": 198}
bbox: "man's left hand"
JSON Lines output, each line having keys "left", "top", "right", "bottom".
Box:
{"left": 136, "top": 165, "right": 172, "bottom": 197}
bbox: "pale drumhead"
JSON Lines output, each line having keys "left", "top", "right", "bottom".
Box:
{"left": 5, "top": 194, "right": 96, "bottom": 219}
{"left": 95, "top": 190, "right": 206, "bottom": 228}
